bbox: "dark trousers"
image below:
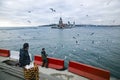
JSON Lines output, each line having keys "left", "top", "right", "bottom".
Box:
{"left": 42, "top": 59, "right": 48, "bottom": 67}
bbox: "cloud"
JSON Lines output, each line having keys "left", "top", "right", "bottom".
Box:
{"left": 0, "top": 0, "right": 120, "bottom": 27}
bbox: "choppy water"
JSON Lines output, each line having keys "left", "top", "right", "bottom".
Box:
{"left": 0, "top": 26, "right": 120, "bottom": 79}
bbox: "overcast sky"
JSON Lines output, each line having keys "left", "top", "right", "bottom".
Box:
{"left": 0, "top": 0, "right": 120, "bottom": 27}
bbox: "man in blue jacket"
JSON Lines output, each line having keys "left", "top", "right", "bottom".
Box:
{"left": 19, "top": 43, "right": 30, "bottom": 67}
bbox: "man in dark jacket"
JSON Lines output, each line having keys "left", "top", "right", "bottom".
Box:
{"left": 41, "top": 48, "right": 48, "bottom": 68}
{"left": 19, "top": 43, "right": 30, "bottom": 67}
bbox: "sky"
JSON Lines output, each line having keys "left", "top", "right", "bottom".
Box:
{"left": 0, "top": 0, "right": 120, "bottom": 27}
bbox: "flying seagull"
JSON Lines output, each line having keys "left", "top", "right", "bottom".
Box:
{"left": 49, "top": 8, "right": 56, "bottom": 12}
{"left": 86, "top": 15, "right": 88, "bottom": 17}
{"left": 28, "top": 11, "right": 31, "bottom": 13}
{"left": 27, "top": 20, "right": 31, "bottom": 23}
{"left": 107, "top": 0, "right": 113, "bottom": 5}
{"left": 90, "top": 32, "right": 94, "bottom": 35}
{"left": 113, "top": 20, "right": 115, "bottom": 23}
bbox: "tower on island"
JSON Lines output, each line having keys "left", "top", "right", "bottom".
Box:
{"left": 58, "top": 17, "right": 64, "bottom": 28}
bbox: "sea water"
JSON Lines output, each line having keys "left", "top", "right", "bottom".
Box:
{"left": 0, "top": 26, "right": 120, "bottom": 79}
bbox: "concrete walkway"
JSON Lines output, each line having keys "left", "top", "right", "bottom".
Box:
{"left": 0, "top": 56, "right": 89, "bottom": 80}
{"left": 0, "top": 62, "right": 64, "bottom": 80}
{"left": 0, "top": 56, "right": 118, "bottom": 80}
{"left": 0, "top": 57, "right": 63, "bottom": 80}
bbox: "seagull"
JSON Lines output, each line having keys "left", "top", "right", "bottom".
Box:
{"left": 92, "top": 40, "right": 94, "bottom": 44}
{"left": 86, "top": 15, "right": 88, "bottom": 17}
{"left": 64, "top": 56, "right": 67, "bottom": 59}
{"left": 76, "top": 40, "right": 78, "bottom": 44}
{"left": 73, "top": 36, "right": 76, "bottom": 39}
{"left": 28, "top": 11, "right": 31, "bottom": 13}
{"left": 113, "top": 20, "right": 115, "bottom": 23}
{"left": 27, "top": 20, "right": 31, "bottom": 23}
{"left": 49, "top": 8, "right": 56, "bottom": 12}
{"left": 90, "top": 32, "right": 94, "bottom": 35}
{"left": 80, "top": 4, "right": 83, "bottom": 6}
{"left": 107, "top": 0, "right": 113, "bottom": 5}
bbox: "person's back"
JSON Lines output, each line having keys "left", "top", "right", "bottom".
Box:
{"left": 19, "top": 43, "right": 30, "bottom": 67}
{"left": 41, "top": 49, "right": 47, "bottom": 60}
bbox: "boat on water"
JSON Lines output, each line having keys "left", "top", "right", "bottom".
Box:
{"left": 51, "top": 17, "right": 75, "bottom": 29}
{"left": 0, "top": 48, "right": 116, "bottom": 80}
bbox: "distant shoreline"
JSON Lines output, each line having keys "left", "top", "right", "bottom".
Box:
{"left": 38, "top": 24, "right": 120, "bottom": 27}
{"left": 0, "top": 24, "right": 120, "bottom": 28}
